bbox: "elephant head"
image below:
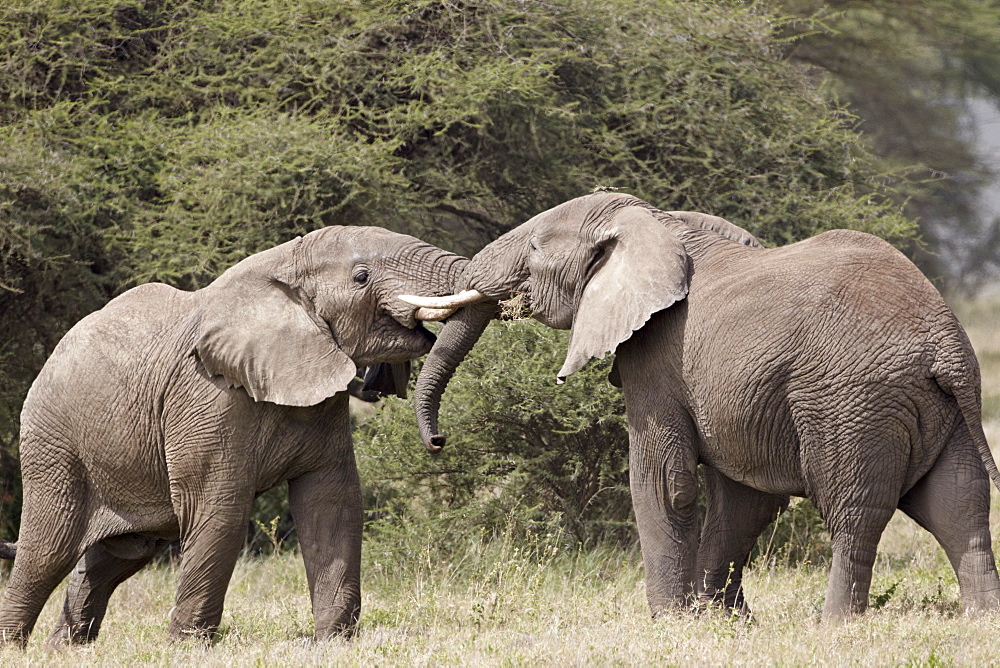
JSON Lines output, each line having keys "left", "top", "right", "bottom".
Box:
{"left": 196, "top": 225, "right": 468, "bottom": 407}
{"left": 402, "top": 192, "right": 759, "bottom": 450}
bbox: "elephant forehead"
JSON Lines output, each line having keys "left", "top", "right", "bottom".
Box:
{"left": 308, "top": 226, "right": 449, "bottom": 267}
{"left": 531, "top": 222, "right": 590, "bottom": 253}
{"left": 312, "top": 224, "right": 425, "bottom": 248}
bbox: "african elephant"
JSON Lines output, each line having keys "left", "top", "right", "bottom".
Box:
{"left": 400, "top": 192, "right": 1000, "bottom": 621}
{"left": 0, "top": 226, "right": 467, "bottom": 646}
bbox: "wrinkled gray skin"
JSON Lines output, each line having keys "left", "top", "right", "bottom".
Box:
{"left": 0, "top": 226, "right": 467, "bottom": 647}
{"left": 413, "top": 192, "right": 1000, "bottom": 622}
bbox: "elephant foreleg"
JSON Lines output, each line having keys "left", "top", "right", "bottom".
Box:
{"left": 628, "top": 410, "right": 700, "bottom": 616}
{"left": 288, "top": 458, "right": 363, "bottom": 639}
{"left": 696, "top": 467, "right": 789, "bottom": 616}
{"left": 899, "top": 425, "right": 1000, "bottom": 613}
{"left": 168, "top": 495, "right": 253, "bottom": 640}
{"left": 47, "top": 535, "right": 166, "bottom": 646}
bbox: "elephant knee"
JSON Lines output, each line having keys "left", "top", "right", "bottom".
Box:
{"left": 667, "top": 470, "right": 698, "bottom": 515}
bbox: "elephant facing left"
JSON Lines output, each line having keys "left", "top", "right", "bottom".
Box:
{"left": 0, "top": 226, "right": 468, "bottom": 647}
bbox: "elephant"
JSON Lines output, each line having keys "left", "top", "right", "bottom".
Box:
{"left": 0, "top": 225, "right": 468, "bottom": 646}
{"left": 399, "top": 192, "right": 1000, "bottom": 622}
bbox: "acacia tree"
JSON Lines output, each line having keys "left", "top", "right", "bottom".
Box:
{"left": 780, "top": 0, "right": 1000, "bottom": 291}
{"left": 1, "top": 0, "right": 917, "bottom": 540}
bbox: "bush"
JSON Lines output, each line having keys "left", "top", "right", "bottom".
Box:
{"left": 356, "top": 320, "right": 632, "bottom": 549}
{"left": 1, "top": 0, "right": 918, "bottom": 543}
{"left": 752, "top": 498, "right": 831, "bottom": 568}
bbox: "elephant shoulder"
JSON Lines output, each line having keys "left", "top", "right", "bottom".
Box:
{"left": 24, "top": 283, "right": 197, "bottom": 422}
{"left": 51, "top": 283, "right": 195, "bottom": 362}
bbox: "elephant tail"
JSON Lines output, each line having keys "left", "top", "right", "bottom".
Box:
{"left": 0, "top": 540, "right": 15, "bottom": 560}
{"left": 955, "top": 386, "right": 1000, "bottom": 493}
{"left": 932, "top": 328, "right": 1000, "bottom": 493}
{"left": 956, "top": 388, "right": 1000, "bottom": 493}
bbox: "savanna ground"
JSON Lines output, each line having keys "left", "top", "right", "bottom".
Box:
{"left": 2, "top": 293, "right": 1000, "bottom": 666}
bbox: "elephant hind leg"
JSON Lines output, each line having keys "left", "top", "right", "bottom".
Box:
{"left": 807, "top": 464, "right": 899, "bottom": 620}
{"left": 0, "top": 472, "right": 89, "bottom": 646}
{"left": 0, "top": 548, "right": 80, "bottom": 647}
{"left": 696, "top": 467, "right": 789, "bottom": 616}
{"left": 821, "top": 505, "right": 896, "bottom": 621}
{"left": 898, "top": 427, "right": 1000, "bottom": 613}
{"left": 46, "top": 534, "right": 167, "bottom": 646}
{"left": 798, "top": 416, "right": 908, "bottom": 621}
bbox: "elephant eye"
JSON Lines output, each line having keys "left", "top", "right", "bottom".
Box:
{"left": 529, "top": 237, "right": 539, "bottom": 252}
{"left": 353, "top": 269, "right": 370, "bottom": 285}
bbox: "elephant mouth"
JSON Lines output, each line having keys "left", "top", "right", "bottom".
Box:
{"left": 391, "top": 306, "right": 443, "bottom": 340}
{"left": 415, "top": 322, "right": 437, "bottom": 346}
{"left": 392, "top": 310, "right": 438, "bottom": 355}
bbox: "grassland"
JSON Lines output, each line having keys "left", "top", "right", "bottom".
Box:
{"left": 2, "top": 294, "right": 1000, "bottom": 665}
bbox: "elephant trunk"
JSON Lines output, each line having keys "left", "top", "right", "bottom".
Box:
{"left": 411, "top": 228, "right": 529, "bottom": 452}
{"left": 413, "top": 301, "right": 496, "bottom": 452}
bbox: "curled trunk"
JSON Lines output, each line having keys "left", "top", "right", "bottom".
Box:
{"left": 413, "top": 302, "right": 497, "bottom": 451}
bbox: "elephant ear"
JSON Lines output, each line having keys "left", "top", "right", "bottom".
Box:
{"left": 195, "top": 241, "right": 356, "bottom": 407}
{"left": 558, "top": 206, "right": 690, "bottom": 381}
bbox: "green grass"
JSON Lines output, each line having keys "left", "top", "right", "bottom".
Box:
{"left": 2, "top": 294, "right": 999, "bottom": 664}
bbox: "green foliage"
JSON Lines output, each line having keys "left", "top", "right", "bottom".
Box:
{"left": 0, "top": 0, "right": 924, "bottom": 542}
{"left": 247, "top": 484, "right": 296, "bottom": 556}
{"left": 356, "top": 320, "right": 631, "bottom": 548}
{"left": 753, "top": 498, "right": 831, "bottom": 568}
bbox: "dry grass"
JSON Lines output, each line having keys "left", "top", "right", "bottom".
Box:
{"left": 2, "top": 295, "right": 1000, "bottom": 664}
{"left": 6, "top": 535, "right": 1000, "bottom": 666}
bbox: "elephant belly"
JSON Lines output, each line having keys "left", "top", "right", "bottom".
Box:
{"left": 698, "top": 430, "right": 808, "bottom": 497}
{"left": 691, "top": 389, "right": 808, "bottom": 496}
{"left": 697, "top": 373, "right": 963, "bottom": 500}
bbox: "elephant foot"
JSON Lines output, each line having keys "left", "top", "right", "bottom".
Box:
{"left": 167, "top": 621, "right": 219, "bottom": 644}
{"left": 691, "top": 593, "right": 755, "bottom": 622}
{"left": 696, "top": 585, "right": 753, "bottom": 614}
{"left": 649, "top": 605, "right": 671, "bottom": 621}
{"left": 0, "top": 624, "right": 29, "bottom": 649}
{"left": 314, "top": 603, "right": 360, "bottom": 640}
{"left": 45, "top": 622, "right": 97, "bottom": 649}
{"left": 961, "top": 589, "right": 1000, "bottom": 616}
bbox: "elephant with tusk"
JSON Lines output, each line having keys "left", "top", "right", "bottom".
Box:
{"left": 0, "top": 226, "right": 468, "bottom": 647}
{"left": 402, "top": 192, "right": 1000, "bottom": 622}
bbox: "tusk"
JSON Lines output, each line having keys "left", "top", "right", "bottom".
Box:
{"left": 414, "top": 306, "right": 457, "bottom": 322}
{"left": 397, "top": 289, "right": 485, "bottom": 310}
